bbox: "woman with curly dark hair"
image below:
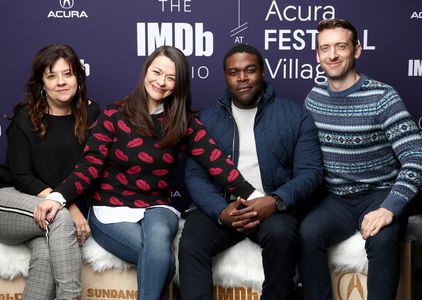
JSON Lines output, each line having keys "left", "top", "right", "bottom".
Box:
{"left": 0, "top": 44, "right": 100, "bottom": 300}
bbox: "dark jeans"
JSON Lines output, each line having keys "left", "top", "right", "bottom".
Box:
{"left": 299, "top": 188, "right": 408, "bottom": 300}
{"left": 178, "top": 209, "right": 299, "bottom": 300}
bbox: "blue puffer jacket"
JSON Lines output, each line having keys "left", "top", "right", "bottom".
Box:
{"left": 185, "top": 81, "right": 323, "bottom": 221}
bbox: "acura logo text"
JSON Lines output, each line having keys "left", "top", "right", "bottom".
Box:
{"left": 48, "top": 0, "right": 88, "bottom": 18}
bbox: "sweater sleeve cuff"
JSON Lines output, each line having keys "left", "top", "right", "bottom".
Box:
{"left": 381, "top": 193, "right": 407, "bottom": 216}
{"left": 46, "top": 192, "right": 67, "bottom": 208}
{"left": 234, "top": 181, "right": 256, "bottom": 200}
{"left": 247, "top": 190, "right": 265, "bottom": 200}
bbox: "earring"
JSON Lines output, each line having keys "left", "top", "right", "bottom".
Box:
{"left": 40, "top": 88, "right": 46, "bottom": 98}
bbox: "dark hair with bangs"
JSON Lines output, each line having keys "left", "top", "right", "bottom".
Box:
{"left": 223, "top": 44, "right": 264, "bottom": 71}
{"left": 122, "top": 45, "right": 191, "bottom": 147}
{"left": 18, "top": 44, "right": 90, "bottom": 143}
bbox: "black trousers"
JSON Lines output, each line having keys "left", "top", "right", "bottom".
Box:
{"left": 178, "top": 209, "right": 299, "bottom": 300}
{"left": 299, "top": 189, "right": 409, "bottom": 300}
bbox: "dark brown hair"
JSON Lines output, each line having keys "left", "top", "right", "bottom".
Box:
{"left": 19, "top": 44, "right": 90, "bottom": 143}
{"left": 317, "top": 18, "right": 359, "bottom": 48}
{"left": 122, "top": 45, "right": 191, "bottom": 147}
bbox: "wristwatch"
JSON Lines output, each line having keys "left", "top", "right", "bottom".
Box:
{"left": 272, "top": 194, "right": 288, "bottom": 211}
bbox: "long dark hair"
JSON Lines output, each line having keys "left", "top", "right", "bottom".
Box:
{"left": 18, "top": 44, "right": 90, "bottom": 143}
{"left": 122, "top": 45, "right": 191, "bottom": 147}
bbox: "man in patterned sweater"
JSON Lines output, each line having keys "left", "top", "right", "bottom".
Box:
{"left": 299, "top": 18, "right": 422, "bottom": 300}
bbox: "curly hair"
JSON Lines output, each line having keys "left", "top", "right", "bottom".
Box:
{"left": 18, "top": 44, "right": 90, "bottom": 143}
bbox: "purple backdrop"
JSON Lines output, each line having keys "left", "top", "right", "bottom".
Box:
{"left": 1, "top": 1, "right": 422, "bottom": 201}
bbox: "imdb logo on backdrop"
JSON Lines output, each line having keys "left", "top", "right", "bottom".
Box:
{"left": 409, "top": 59, "right": 422, "bottom": 77}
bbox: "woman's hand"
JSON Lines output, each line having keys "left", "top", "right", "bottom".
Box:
{"left": 37, "top": 187, "right": 53, "bottom": 198}
{"left": 68, "top": 203, "right": 91, "bottom": 245}
{"left": 34, "top": 199, "right": 62, "bottom": 230}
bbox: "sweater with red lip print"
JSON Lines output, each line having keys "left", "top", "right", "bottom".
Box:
{"left": 54, "top": 101, "right": 255, "bottom": 209}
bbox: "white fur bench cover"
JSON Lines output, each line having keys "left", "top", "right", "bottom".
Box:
{"left": 82, "top": 237, "right": 133, "bottom": 272}
{"left": 327, "top": 232, "right": 367, "bottom": 274}
{"left": 0, "top": 222, "right": 366, "bottom": 292}
{"left": 5, "top": 216, "right": 422, "bottom": 290}
{"left": 0, "top": 216, "right": 422, "bottom": 299}
{"left": 0, "top": 243, "right": 30, "bottom": 280}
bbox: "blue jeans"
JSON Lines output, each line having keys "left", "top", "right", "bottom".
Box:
{"left": 88, "top": 207, "right": 179, "bottom": 300}
{"left": 299, "top": 188, "right": 408, "bottom": 300}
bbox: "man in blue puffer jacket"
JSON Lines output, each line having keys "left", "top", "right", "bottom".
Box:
{"left": 178, "top": 44, "right": 323, "bottom": 300}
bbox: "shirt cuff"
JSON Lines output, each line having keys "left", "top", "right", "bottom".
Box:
{"left": 46, "top": 192, "right": 67, "bottom": 208}
{"left": 247, "top": 190, "right": 265, "bottom": 200}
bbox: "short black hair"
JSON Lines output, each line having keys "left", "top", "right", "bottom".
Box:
{"left": 223, "top": 44, "right": 264, "bottom": 71}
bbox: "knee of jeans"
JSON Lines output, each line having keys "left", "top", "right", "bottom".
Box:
{"left": 148, "top": 226, "right": 176, "bottom": 253}
{"left": 299, "top": 221, "right": 324, "bottom": 246}
{"left": 155, "top": 222, "right": 177, "bottom": 239}
{"left": 147, "top": 241, "right": 175, "bottom": 264}
{"left": 262, "top": 223, "right": 298, "bottom": 245}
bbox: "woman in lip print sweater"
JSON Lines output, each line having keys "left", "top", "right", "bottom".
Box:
{"left": 34, "top": 45, "right": 258, "bottom": 300}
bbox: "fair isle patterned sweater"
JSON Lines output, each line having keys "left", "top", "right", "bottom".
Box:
{"left": 305, "top": 74, "right": 422, "bottom": 215}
